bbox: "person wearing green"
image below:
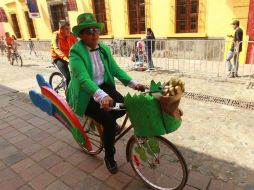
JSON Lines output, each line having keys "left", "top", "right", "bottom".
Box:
{"left": 67, "top": 13, "right": 147, "bottom": 174}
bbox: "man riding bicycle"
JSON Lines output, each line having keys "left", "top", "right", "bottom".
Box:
{"left": 67, "top": 13, "right": 147, "bottom": 174}
{"left": 4, "top": 32, "right": 14, "bottom": 64}
{"left": 50, "top": 20, "right": 77, "bottom": 87}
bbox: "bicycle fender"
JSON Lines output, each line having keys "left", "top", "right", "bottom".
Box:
{"left": 126, "top": 135, "right": 136, "bottom": 162}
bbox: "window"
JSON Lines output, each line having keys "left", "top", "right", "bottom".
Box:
{"left": 0, "top": 8, "right": 8, "bottom": 22}
{"left": 128, "top": 0, "right": 146, "bottom": 34}
{"left": 92, "top": 0, "right": 108, "bottom": 35}
{"left": 11, "top": 14, "right": 21, "bottom": 38}
{"left": 50, "top": 4, "right": 66, "bottom": 32}
{"left": 25, "top": 11, "right": 36, "bottom": 38}
{"left": 176, "top": 0, "right": 199, "bottom": 33}
{"left": 66, "top": 0, "right": 78, "bottom": 11}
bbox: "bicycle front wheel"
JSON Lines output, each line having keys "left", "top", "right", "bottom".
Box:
{"left": 49, "top": 72, "right": 66, "bottom": 96}
{"left": 127, "top": 136, "right": 188, "bottom": 190}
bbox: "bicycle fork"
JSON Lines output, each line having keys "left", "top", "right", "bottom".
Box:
{"left": 126, "top": 136, "right": 160, "bottom": 169}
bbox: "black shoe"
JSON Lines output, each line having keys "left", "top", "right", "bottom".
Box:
{"left": 229, "top": 74, "right": 235, "bottom": 78}
{"left": 235, "top": 73, "right": 239, "bottom": 77}
{"left": 104, "top": 158, "right": 118, "bottom": 174}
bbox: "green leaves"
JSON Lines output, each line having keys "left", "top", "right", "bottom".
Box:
{"left": 150, "top": 80, "right": 162, "bottom": 93}
{"left": 145, "top": 138, "right": 160, "bottom": 155}
{"left": 134, "top": 138, "right": 160, "bottom": 163}
{"left": 135, "top": 146, "right": 148, "bottom": 162}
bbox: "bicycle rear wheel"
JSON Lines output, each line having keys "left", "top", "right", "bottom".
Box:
{"left": 16, "top": 55, "right": 23, "bottom": 67}
{"left": 49, "top": 72, "right": 66, "bottom": 96}
{"left": 77, "top": 118, "right": 103, "bottom": 155}
{"left": 127, "top": 136, "right": 188, "bottom": 190}
{"left": 10, "top": 54, "right": 14, "bottom": 65}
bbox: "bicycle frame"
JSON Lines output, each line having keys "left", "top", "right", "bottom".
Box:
{"left": 114, "top": 114, "right": 133, "bottom": 143}
{"left": 29, "top": 74, "right": 189, "bottom": 190}
{"left": 51, "top": 62, "right": 67, "bottom": 80}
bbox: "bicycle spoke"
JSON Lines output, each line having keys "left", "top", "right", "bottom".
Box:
{"left": 85, "top": 135, "right": 101, "bottom": 143}
{"left": 85, "top": 130, "right": 101, "bottom": 137}
{"left": 129, "top": 136, "right": 188, "bottom": 190}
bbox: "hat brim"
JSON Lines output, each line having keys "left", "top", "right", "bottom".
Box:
{"left": 72, "top": 22, "right": 104, "bottom": 37}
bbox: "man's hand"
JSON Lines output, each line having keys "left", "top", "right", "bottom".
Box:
{"left": 101, "top": 96, "right": 114, "bottom": 111}
{"left": 227, "top": 34, "right": 233, "bottom": 38}
{"left": 135, "top": 84, "right": 149, "bottom": 92}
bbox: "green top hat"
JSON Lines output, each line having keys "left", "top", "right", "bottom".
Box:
{"left": 72, "top": 13, "right": 104, "bottom": 37}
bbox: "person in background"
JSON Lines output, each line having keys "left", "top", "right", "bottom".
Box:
{"left": 12, "top": 35, "right": 17, "bottom": 40}
{"left": 0, "top": 36, "right": 5, "bottom": 55}
{"left": 136, "top": 38, "right": 145, "bottom": 63}
{"left": 226, "top": 20, "right": 243, "bottom": 78}
{"left": 28, "top": 39, "right": 37, "bottom": 56}
{"left": 145, "top": 28, "right": 155, "bottom": 71}
{"left": 67, "top": 13, "right": 148, "bottom": 174}
{"left": 4, "top": 32, "right": 14, "bottom": 64}
{"left": 50, "top": 20, "right": 77, "bottom": 87}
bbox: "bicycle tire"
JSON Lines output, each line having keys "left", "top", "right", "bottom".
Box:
{"left": 16, "top": 55, "right": 23, "bottom": 67}
{"left": 127, "top": 135, "right": 188, "bottom": 190}
{"left": 49, "top": 72, "right": 66, "bottom": 95}
{"left": 77, "top": 118, "right": 103, "bottom": 155}
{"left": 120, "top": 45, "right": 131, "bottom": 57}
{"left": 10, "top": 54, "right": 14, "bottom": 65}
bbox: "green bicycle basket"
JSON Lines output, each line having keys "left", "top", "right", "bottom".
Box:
{"left": 124, "top": 81, "right": 182, "bottom": 137}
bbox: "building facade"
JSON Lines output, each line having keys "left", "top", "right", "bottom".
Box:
{"left": 0, "top": 0, "right": 251, "bottom": 39}
{"left": 0, "top": 0, "right": 253, "bottom": 62}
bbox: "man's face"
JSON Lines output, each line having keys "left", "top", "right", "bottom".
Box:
{"left": 79, "top": 27, "right": 100, "bottom": 48}
{"left": 60, "top": 25, "right": 71, "bottom": 37}
{"left": 232, "top": 24, "right": 237, "bottom": 30}
{"left": 5, "top": 33, "right": 9, "bottom": 37}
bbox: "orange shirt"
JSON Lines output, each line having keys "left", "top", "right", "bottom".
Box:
{"left": 5, "top": 36, "right": 14, "bottom": 46}
{"left": 50, "top": 30, "right": 77, "bottom": 61}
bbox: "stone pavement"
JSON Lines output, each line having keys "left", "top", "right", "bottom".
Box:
{"left": 0, "top": 84, "right": 238, "bottom": 190}
{"left": 0, "top": 54, "right": 254, "bottom": 190}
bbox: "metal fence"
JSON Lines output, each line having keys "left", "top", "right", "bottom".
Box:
{"left": 12, "top": 39, "right": 254, "bottom": 87}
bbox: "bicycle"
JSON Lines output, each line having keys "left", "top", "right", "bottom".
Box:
{"left": 109, "top": 40, "right": 132, "bottom": 57}
{"left": 49, "top": 62, "right": 67, "bottom": 96}
{"left": 29, "top": 74, "right": 188, "bottom": 190}
{"left": 10, "top": 46, "right": 23, "bottom": 67}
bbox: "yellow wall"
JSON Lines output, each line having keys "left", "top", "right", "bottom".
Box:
{"left": 0, "top": 0, "right": 250, "bottom": 41}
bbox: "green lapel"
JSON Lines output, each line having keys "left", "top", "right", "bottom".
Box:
{"left": 80, "top": 41, "right": 93, "bottom": 79}
{"left": 98, "top": 45, "right": 110, "bottom": 84}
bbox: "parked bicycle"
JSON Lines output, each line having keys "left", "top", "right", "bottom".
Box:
{"left": 49, "top": 62, "right": 67, "bottom": 96}
{"left": 30, "top": 74, "right": 188, "bottom": 190}
{"left": 10, "top": 46, "right": 23, "bottom": 66}
{"left": 109, "top": 40, "right": 132, "bottom": 57}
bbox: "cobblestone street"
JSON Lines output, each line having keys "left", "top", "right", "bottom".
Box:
{"left": 0, "top": 54, "right": 254, "bottom": 190}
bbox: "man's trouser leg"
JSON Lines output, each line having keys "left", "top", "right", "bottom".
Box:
{"left": 7, "top": 48, "right": 11, "bottom": 62}
{"left": 85, "top": 84, "right": 125, "bottom": 160}
{"left": 226, "top": 51, "right": 234, "bottom": 74}
{"left": 147, "top": 49, "right": 154, "bottom": 68}
{"left": 55, "top": 59, "right": 70, "bottom": 86}
{"left": 233, "top": 52, "right": 240, "bottom": 76}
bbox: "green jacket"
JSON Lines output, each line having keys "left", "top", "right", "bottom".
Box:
{"left": 66, "top": 41, "right": 132, "bottom": 116}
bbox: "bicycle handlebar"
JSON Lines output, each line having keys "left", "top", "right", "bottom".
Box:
{"left": 100, "top": 102, "right": 126, "bottom": 111}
